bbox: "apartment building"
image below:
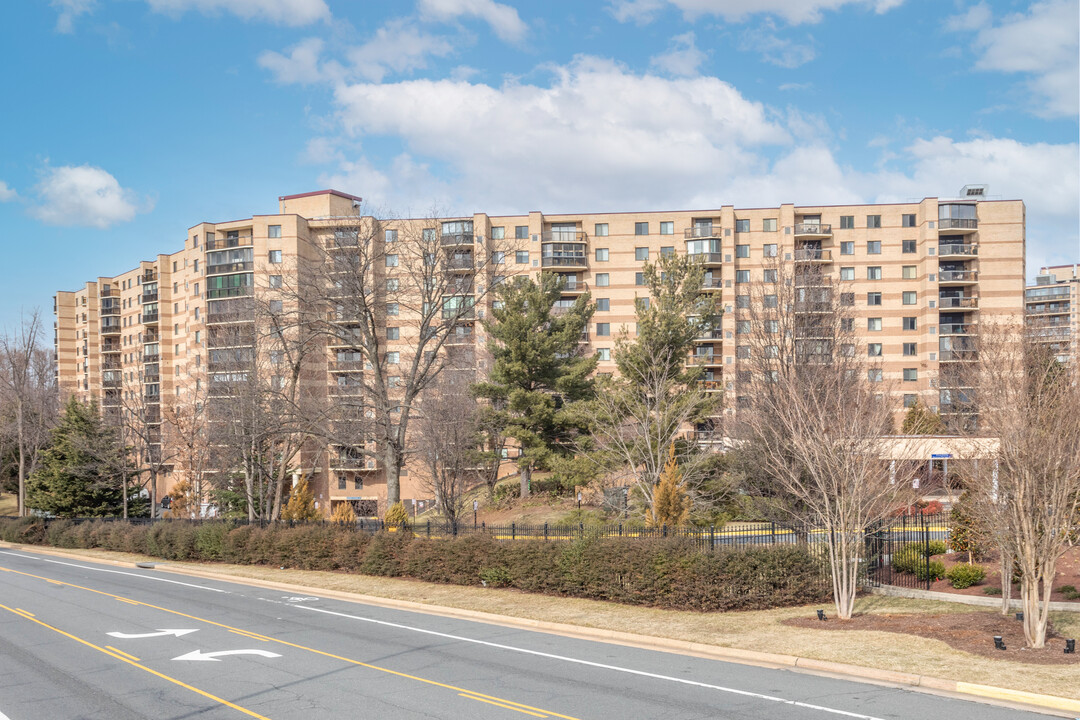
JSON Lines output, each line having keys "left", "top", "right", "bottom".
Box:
{"left": 54, "top": 189, "right": 1026, "bottom": 515}
{"left": 1025, "top": 264, "right": 1078, "bottom": 364}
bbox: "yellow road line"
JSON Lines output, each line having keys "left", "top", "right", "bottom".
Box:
{"left": 105, "top": 645, "right": 141, "bottom": 662}
{"left": 230, "top": 629, "right": 270, "bottom": 642}
{"left": 15, "top": 608, "right": 35, "bottom": 617}
{"left": 117, "top": 597, "right": 141, "bottom": 605}
{"left": 459, "top": 692, "right": 547, "bottom": 717}
{"left": 0, "top": 564, "right": 582, "bottom": 720}
{"left": 0, "top": 603, "right": 270, "bottom": 720}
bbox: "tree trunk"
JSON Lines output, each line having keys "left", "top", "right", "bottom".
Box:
{"left": 520, "top": 463, "right": 531, "bottom": 499}
{"left": 1021, "top": 562, "right": 1054, "bottom": 648}
{"left": 385, "top": 443, "right": 401, "bottom": 507}
{"left": 1000, "top": 553, "right": 1013, "bottom": 615}
{"left": 16, "top": 399, "right": 26, "bottom": 517}
{"left": 149, "top": 469, "right": 157, "bottom": 519}
{"left": 122, "top": 473, "right": 128, "bottom": 519}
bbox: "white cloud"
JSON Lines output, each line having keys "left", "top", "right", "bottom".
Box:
{"left": 258, "top": 37, "right": 336, "bottom": 85}
{"left": 51, "top": 0, "right": 95, "bottom": 33}
{"left": 29, "top": 165, "right": 149, "bottom": 229}
{"left": 346, "top": 19, "right": 455, "bottom": 83}
{"left": 417, "top": 0, "right": 527, "bottom": 43}
{"left": 145, "top": 0, "right": 330, "bottom": 26}
{"left": 949, "top": 0, "right": 1079, "bottom": 118}
{"left": 609, "top": 0, "right": 903, "bottom": 25}
{"left": 0, "top": 181, "right": 17, "bottom": 202}
{"left": 650, "top": 32, "right": 707, "bottom": 77}
{"left": 739, "top": 21, "right": 816, "bottom": 68}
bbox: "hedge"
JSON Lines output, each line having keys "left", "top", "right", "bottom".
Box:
{"left": 0, "top": 517, "right": 831, "bottom": 612}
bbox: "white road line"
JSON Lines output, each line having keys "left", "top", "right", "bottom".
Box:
{"left": 0, "top": 551, "right": 228, "bottom": 593}
{"left": 294, "top": 604, "right": 885, "bottom": 720}
{"left": 0, "top": 708, "right": 12, "bottom": 720}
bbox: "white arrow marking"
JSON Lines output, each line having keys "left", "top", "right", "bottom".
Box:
{"left": 107, "top": 629, "right": 199, "bottom": 639}
{"left": 172, "top": 649, "right": 281, "bottom": 662}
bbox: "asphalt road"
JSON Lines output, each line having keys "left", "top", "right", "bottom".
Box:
{"left": 0, "top": 547, "right": 1053, "bottom": 720}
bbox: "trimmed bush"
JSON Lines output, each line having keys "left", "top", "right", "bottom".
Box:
{"left": 915, "top": 559, "right": 946, "bottom": 582}
{"left": 891, "top": 541, "right": 947, "bottom": 575}
{"left": 945, "top": 563, "right": 986, "bottom": 589}
{"left": 1059, "top": 584, "right": 1079, "bottom": 600}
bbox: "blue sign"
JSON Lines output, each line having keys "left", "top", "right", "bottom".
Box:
{"left": 931, "top": 453, "right": 952, "bottom": 459}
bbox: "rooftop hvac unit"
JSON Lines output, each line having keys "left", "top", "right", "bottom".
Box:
{"left": 960, "top": 184, "right": 988, "bottom": 197}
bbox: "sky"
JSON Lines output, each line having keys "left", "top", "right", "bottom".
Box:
{"left": 0, "top": 0, "right": 1077, "bottom": 328}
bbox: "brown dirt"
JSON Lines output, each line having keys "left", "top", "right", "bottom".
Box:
{"left": 785, "top": 611, "right": 1079, "bottom": 665}
{"left": 928, "top": 546, "right": 1080, "bottom": 603}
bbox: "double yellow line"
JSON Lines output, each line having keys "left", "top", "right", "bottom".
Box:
{"left": 0, "top": 564, "right": 581, "bottom": 720}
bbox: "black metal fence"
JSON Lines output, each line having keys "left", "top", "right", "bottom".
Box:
{"left": 864, "top": 511, "right": 952, "bottom": 590}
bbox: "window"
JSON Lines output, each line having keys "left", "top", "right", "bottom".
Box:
{"left": 388, "top": 376, "right": 400, "bottom": 388}
{"left": 763, "top": 243, "right": 777, "bottom": 257}
{"left": 903, "top": 394, "right": 918, "bottom": 408}
{"left": 595, "top": 248, "right": 609, "bottom": 262}
{"left": 635, "top": 247, "right": 649, "bottom": 261}
{"left": 735, "top": 270, "right": 750, "bottom": 283}
{"left": 902, "top": 214, "right": 917, "bottom": 228}
{"left": 193, "top": 234, "right": 200, "bottom": 248}
{"left": 639, "top": 298, "right": 650, "bottom": 310}
{"left": 515, "top": 225, "right": 529, "bottom": 239}
{"left": 840, "top": 267, "right": 855, "bottom": 281}
{"left": 515, "top": 250, "right": 529, "bottom": 264}
{"left": 903, "top": 317, "right": 917, "bottom": 331}
{"left": 867, "top": 292, "right": 882, "bottom": 306}
{"left": 386, "top": 278, "right": 399, "bottom": 291}
{"left": 635, "top": 272, "right": 645, "bottom": 286}
{"left": 268, "top": 225, "right": 282, "bottom": 238}
{"left": 596, "top": 323, "right": 610, "bottom": 337}
{"left": 903, "top": 342, "right": 917, "bottom": 356}
{"left": 840, "top": 241, "right": 854, "bottom": 255}
{"left": 194, "top": 330, "right": 201, "bottom": 344}
{"left": 867, "top": 266, "right": 882, "bottom": 280}
{"left": 868, "top": 343, "right": 882, "bottom": 356}
{"left": 660, "top": 246, "right": 675, "bottom": 257}
{"left": 385, "top": 254, "right": 398, "bottom": 267}
{"left": 903, "top": 291, "right": 917, "bottom": 305}
{"left": 867, "top": 241, "right": 881, "bottom": 254}
{"left": 268, "top": 299, "right": 282, "bottom": 314}
{"left": 735, "top": 295, "right": 750, "bottom": 309}
{"left": 193, "top": 282, "right": 200, "bottom": 297}
{"left": 841, "top": 318, "right": 854, "bottom": 332}
{"left": 763, "top": 294, "right": 778, "bottom": 308}
{"left": 596, "top": 298, "right": 610, "bottom": 311}
{"left": 866, "top": 215, "right": 881, "bottom": 229}
{"left": 386, "top": 303, "right": 399, "bottom": 316}
{"left": 269, "top": 250, "right": 282, "bottom": 264}
{"left": 736, "top": 321, "right": 750, "bottom": 334}
{"left": 490, "top": 226, "right": 505, "bottom": 240}
{"left": 736, "top": 345, "right": 750, "bottom": 359}
{"left": 596, "top": 273, "right": 610, "bottom": 287}
{"left": 597, "top": 348, "right": 611, "bottom": 361}
{"left": 763, "top": 269, "right": 777, "bottom": 283}
{"left": 386, "top": 351, "right": 400, "bottom": 364}
{"left": 492, "top": 251, "right": 506, "bottom": 264}
{"left": 903, "top": 239, "right": 917, "bottom": 254}
{"left": 660, "top": 221, "right": 673, "bottom": 235}
{"left": 635, "top": 222, "right": 649, "bottom": 235}
{"left": 868, "top": 369, "right": 883, "bottom": 382}
{"left": 868, "top": 318, "right": 882, "bottom": 331}
{"left": 762, "top": 218, "right": 777, "bottom": 232}
{"left": 903, "top": 368, "right": 918, "bottom": 382}
{"left": 387, "top": 327, "right": 400, "bottom": 340}
{"left": 594, "top": 223, "right": 609, "bottom": 237}
{"left": 902, "top": 265, "right": 917, "bottom": 279}
{"left": 840, "top": 292, "right": 854, "bottom": 306}
{"left": 268, "top": 275, "right": 282, "bottom": 289}
{"left": 735, "top": 244, "right": 750, "bottom": 258}
{"left": 841, "top": 344, "right": 855, "bottom": 357}
{"left": 765, "top": 320, "right": 779, "bottom": 334}
{"left": 839, "top": 215, "right": 855, "bottom": 229}
{"left": 735, "top": 219, "right": 750, "bottom": 233}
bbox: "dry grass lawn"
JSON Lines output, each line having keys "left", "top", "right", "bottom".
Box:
{"left": 9, "top": 545, "right": 1079, "bottom": 699}
{"left": 0, "top": 495, "right": 17, "bottom": 516}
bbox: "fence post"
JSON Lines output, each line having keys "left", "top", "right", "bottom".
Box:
{"left": 426, "top": 519, "right": 431, "bottom": 538}
{"left": 511, "top": 522, "right": 515, "bottom": 541}
{"left": 580, "top": 522, "right": 584, "bottom": 539}
{"left": 922, "top": 512, "right": 931, "bottom": 591}
{"left": 770, "top": 522, "right": 776, "bottom": 544}
{"left": 710, "top": 525, "right": 715, "bottom": 551}
{"left": 482, "top": 521, "right": 486, "bottom": 533}
{"left": 618, "top": 523, "right": 622, "bottom": 537}
{"left": 662, "top": 524, "right": 667, "bottom": 538}
{"left": 453, "top": 520, "right": 458, "bottom": 538}
{"left": 544, "top": 522, "right": 548, "bottom": 541}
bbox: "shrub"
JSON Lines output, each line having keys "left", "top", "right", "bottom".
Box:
{"left": 926, "top": 539, "right": 947, "bottom": 557}
{"left": 194, "top": 523, "right": 229, "bottom": 560}
{"left": 384, "top": 502, "right": 409, "bottom": 528}
{"left": 479, "top": 567, "right": 512, "bottom": 588}
{"left": 1059, "top": 584, "right": 1079, "bottom": 600}
{"left": 945, "top": 563, "right": 986, "bottom": 589}
{"left": 915, "top": 560, "right": 946, "bottom": 582}
{"left": 984, "top": 586, "right": 1002, "bottom": 596}
{"left": 891, "top": 541, "right": 947, "bottom": 575}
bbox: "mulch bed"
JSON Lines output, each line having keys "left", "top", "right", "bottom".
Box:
{"left": 783, "top": 612, "right": 1079, "bottom": 664}
{"left": 930, "top": 546, "right": 1080, "bottom": 601}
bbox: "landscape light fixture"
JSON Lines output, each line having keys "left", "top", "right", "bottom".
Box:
{"left": 816, "top": 610, "right": 827, "bottom": 621}
{"left": 1065, "top": 639, "right": 1075, "bottom": 655}
{"left": 993, "top": 636, "right": 1006, "bottom": 651}
{"left": 1015, "top": 612, "right": 1024, "bottom": 622}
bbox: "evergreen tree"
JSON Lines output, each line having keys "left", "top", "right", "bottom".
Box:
{"left": 26, "top": 398, "right": 135, "bottom": 517}
{"left": 474, "top": 273, "right": 597, "bottom": 498}
{"left": 900, "top": 400, "right": 946, "bottom": 435}
{"left": 648, "top": 444, "right": 689, "bottom": 527}
{"left": 384, "top": 500, "right": 409, "bottom": 527}
{"left": 330, "top": 500, "right": 358, "bottom": 524}
{"left": 281, "top": 476, "right": 319, "bottom": 522}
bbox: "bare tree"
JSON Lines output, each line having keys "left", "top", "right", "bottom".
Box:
{"left": 735, "top": 259, "right": 918, "bottom": 619}
{"left": 161, "top": 368, "right": 214, "bottom": 517}
{"left": 0, "top": 311, "right": 58, "bottom": 516}
{"left": 954, "top": 321, "right": 1080, "bottom": 647}
{"left": 303, "top": 210, "right": 519, "bottom": 508}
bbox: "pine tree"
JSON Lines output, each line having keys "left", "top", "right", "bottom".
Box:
{"left": 384, "top": 500, "right": 409, "bottom": 527}
{"left": 26, "top": 397, "right": 134, "bottom": 517}
{"left": 473, "top": 274, "right": 597, "bottom": 498}
{"left": 330, "top": 500, "right": 358, "bottom": 524}
{"left": 648, "top": 444, "right": 689, "bottom": 528}
{"left": 900, "top": 400, "right": 946, "bottom": 434}
{"left": 281, "top": 476, "right": 319, "bottom": 522}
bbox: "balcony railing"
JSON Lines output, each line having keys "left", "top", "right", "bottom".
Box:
{"left": 206, "top": 311, "right": 251, "bottom": 324}
{"left": 206, "top": 261, "right": 254, "bottom": 276}
{"left": 440, "top": 232, "right": 474, "bottom": 246}
{"left": 329, "top": 360, "right": 366, "bottom": 373}
{"left": 330, "top": 386, "right": 365, "bottom": 397}
{"left": 141, "top": 291, "right": 158, "bottom": 303}
{"left": 683, "top": 226, "right": 721, "bottom": 239}
{"left": 542, "top": 230, "right": 587, "bottom": 243}
{"left": 686, "top": 430, "right": 723, "bottom": 443}
{"left": 144, "top": 373, "right": 161, "bottom": 384}
{"left": 939, "top": 323, "right": 973, "bottom": 335}
{"left": 794, "top": 248, "right": 832, "bottom": 262}
{"left": 206, "top": 236, "right": 252, "bottom": 250}
{"left": 102, "top": 378, "right": 121, "bottom": 389}
{"left": 100, "top": 323, "right": 121, "bottom": 335}
{"left": 938, "top": 218, "right": 977, "bottom": 231}
{"left": 687, "top": 355, "right": 720, "bottom": 366}
{"left": 207, "top": 286, "right": 254, "bottom": 299}
{"left": 541, "top": 255, "right": 588, "bottom": 268}
{"left": 793, "top": 223, "right": 832, "bottom": 236}
{"left": 141, "top": 312, "right": 159, "bottom": 324}
{"left": 939, "top": 349, "right": 978, "bottom": 362}
{"left": 559, "top": 281, "right": 589, "bottom": 294}
{"left": 697, "top": 379, "right": 723, "bottom": 392}
{"left": 101, "top": 343, "right": 121, "bottom": 353}
{"left": 938, "top": 296, "right": 978, "bottom": 309}
{"left": 447, "top": 257, "right": 475, "bottom": 271}
{"left": 331, "top": 457, "right": 372, "bottom": 470}
{"left": 142, "top": 270, "right": 157, "bottom": 283}
{"left": 939, "top": 270, "right": 979, "bottom": 283}
{"left": 100, "top": 305, "right": 120, "bottom": 316}
{"left": 446, "top": 332, "right": 474, "bottom": 346}
{"left": 442, "top": 308, "right": 476, "bottom": 320}
{"left": 143, "top": 353, "right": 160, "bottom": 364}
{"left": 688, "top": 252, "right": 723, "bottom": 265}
{"left": 700, "top": 277, "right": 723, "bottom": 291}
{"left": 100, "top": 286, "right": 115, "bottom": 298}
{"left": 938, "top": 243, "right": 978, "bottom": 257}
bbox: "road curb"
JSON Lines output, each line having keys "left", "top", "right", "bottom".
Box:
{"left": 3, "top": 543, "right": 1078, "bottom": 717}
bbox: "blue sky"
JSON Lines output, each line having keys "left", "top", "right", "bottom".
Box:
{"left": 1, "top": 0, "right": 1077, "bottom": 327}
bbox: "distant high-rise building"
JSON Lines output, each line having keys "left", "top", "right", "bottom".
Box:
{"left": 1025, "top": 264, "right": 1078, "bottom": 365}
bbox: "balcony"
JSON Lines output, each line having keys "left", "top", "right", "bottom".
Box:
{"left": 100, "top": 305, "right": 120, "bottom": 316}
{"left": 687, "top": 354, "right": 721, "bottom": 367}
{"left": 144, "top": 372, "right": 161, "bottom": 384}
{"left": 559, "top": 280, "right": 589, "bottom": 295}
{"left": 542, "top": 230, "right": 587, "bottom": 243}
{"left": 687, "top": 252, "right": 723, "bottom": 266}
{"left": 683, "top": 225, "right": 721, "bottom": 239}
{"left": 445, "top": 331, "right": 475, "bottom": 346}
{"left": 697, "top": 379, "right": 723, "bottom": 393}
{"left": 446, "top": 256, "right": 475, "bottom": 272}
{"left": 330, "top": 385, "right": 365, "bottom": 397}
{"left": 329, "top": 360, "right": 366, "bottom": 373}
{"left": 330, "top": 456, "right": 374, "bottom": 471}
{"left": 141, "top": 311, "right": 159, "bottom": 324}
{"left": 939, "top": 270, "right": 979, "bottom": 285}
{"left": 440, "top": 232, "right": 474, "bottom": 247}
{"left": 939, "top": 349, "right": 978, "bottom": 362}
{"left": 207, "top": 286, "right": 254, "bottom": 300}
{"left": 102, "top": 360, "right": 121, "bottom": 371}
{"left": 100, "top": 286, "right": 115, "bottom": 298}
{"left": 100, "top": 323, "right": 121, "bottom": 335}
{"left": 939, "top": 323, "right": 973, "bottom": 335}
{"left": 143, "top": 353, "right": 160, "bottom": 364}
{"left": 541, "top": 254, "right": 588, "bottom": 269}
{"left": 686, "top": 430, "right": 723, "bottom": 444}
{"left": 206, "top": 261, "right": 254, "bottom": 276}
{"left": 102, "top": 377, "right": 121, "bottom": 389}
{"left": 938, "top": 296, "right": 978, "bottom": 310}
{"left": 142, "top": 270, "right": 157, "bottom": 283}
{"left": 794, "top": 248, "right": 832, "bottom": 262}
{"left": 696, "top": 328, "right": 723, "bottom": 341}
{"left": 101, "top": 342, "right": 121, "bottom": 353}
{"left": 141, "top": 291, "right": 158, "bottom": 303}
{"left": 442, "top": 307, "right": 476, "bottom": 320}
{"left": 793, "top": 223, "right": 832, "bottom": 238}
{"left": 938, "top": 218, "right": 978, "bottom": 233}
{"left": 938, "top": 243, "right": 978, "bottom": 259}
{"left": 206, "top": 236, "right": 252, "bottom": 250}
{"left": 206, "top": 311, "right": 250, "bottom": 324}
